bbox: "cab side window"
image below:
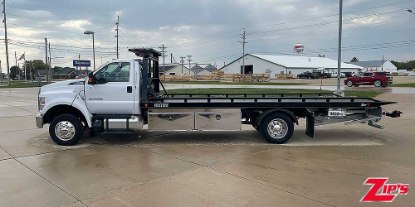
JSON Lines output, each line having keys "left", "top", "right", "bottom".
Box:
{"left": 94, "top": 62, "right": 130, "bottom": 82}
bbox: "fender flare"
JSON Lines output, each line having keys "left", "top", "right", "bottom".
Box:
{"left": 71, "top": 95, "right": 93, "bottom": 127}
{"left": 255, "top": 109, "right": 298, "bottom": 126}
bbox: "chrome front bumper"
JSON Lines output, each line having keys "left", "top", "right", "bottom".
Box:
{"left": 36, "top": 113, "right": 44, "bottom": 128}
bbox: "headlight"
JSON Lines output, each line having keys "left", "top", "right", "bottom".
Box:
{"left": 38, "top": 97, "right": 45, "bottom": 111}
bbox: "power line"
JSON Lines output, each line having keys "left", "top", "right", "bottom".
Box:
{"left": 246, "top": 0, "right": 415, "bottom": 31}
{"left": 239, "top": 29, "right": 247, "bottom": 74}
{"left": 187, "top": 55, "right": 192, "bottom": 75}
{"left": 2, "top": 0, "right": 11, "bottom": 86}
{"left": 159, "top": 44, "right": 167, "bottom": 80}
{"left": 180, "top": 56, "right": 186, "bottom": 74}
{"left": 115, "top": 15, "right": 119, "bottom": 59}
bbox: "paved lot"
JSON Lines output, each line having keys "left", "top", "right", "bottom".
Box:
{"left": 0, "top": 87, "right": 414, "bottom": 206}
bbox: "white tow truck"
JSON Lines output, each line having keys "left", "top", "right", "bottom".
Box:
{"left": 36, "top": 48, "right": 401, "bottom": 145}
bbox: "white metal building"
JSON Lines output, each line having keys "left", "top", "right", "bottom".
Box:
{"left": 346, "top": 60, "right": 398, "bottom": 73}
{"left": 160, "top": 63, "right": 193, "bottom": 76}
{"left": 220, "top": 54, "right": 362, "bottom": 77}
{"left": 191, "top": 65, "right": 213, "bottom": 76}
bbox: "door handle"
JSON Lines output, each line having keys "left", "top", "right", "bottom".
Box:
{"left": 127, "top": 86, "right": 133, "bottom": 93}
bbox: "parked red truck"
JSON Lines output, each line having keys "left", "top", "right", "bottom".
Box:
{"left": 345, "top": 72, "right": 393, "bottom": 87}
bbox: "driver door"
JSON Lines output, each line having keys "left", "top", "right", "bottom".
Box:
{"left": 85, "top": 61, "right": 136, "bottom": 115}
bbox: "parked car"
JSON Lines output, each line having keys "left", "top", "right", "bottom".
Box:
{"left": 331, "top": 72, "right": 346, "bottom": 78}
{"left": 344, "top": 72, "right": 393, "bottom": 87}
{"left": 297, "top": 71, "right": 320, "bottom": 79}
{"left": 315, "top": 71, "right": 332, "bottom": 78}
{"left": 342, "top": 72, "right": 354, "bottom": 78}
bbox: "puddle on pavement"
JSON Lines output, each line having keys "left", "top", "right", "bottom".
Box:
{"left": 391, "top": 87, "right": 415, "bottom": 94}
{"left": 31, "top": 132, "right": 92, "bottom": 149}
{"left": 29, "top": 127, "right": 392, "bottom": 148}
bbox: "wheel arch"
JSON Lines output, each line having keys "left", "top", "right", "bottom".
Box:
{"left": 255, "top": 109, "right": 299, "bottom": 127}
{"left": 43, "top": 105, "right": 89, "bottom": 127}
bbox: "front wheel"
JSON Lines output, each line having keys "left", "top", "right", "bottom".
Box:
{"left": 374, "top": 80, "right": 381, "bottom": 87}
{"left": 346, "top": 80, "right": 354, "bottom": 87}
{"left": 49, "top": 114, "right": 84, "bottom": 146}
{"left": 260, "top": 113, "right": 294, "bottom": 144}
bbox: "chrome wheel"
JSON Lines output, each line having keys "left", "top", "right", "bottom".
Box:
{"left": 55, "top": 121, "right": 76, "bottom": 141}
{"left": 267, "top": 118, "right": 288, "bottom": 139}
{"left": 346, "top": 81, "right": 353, "bottom": 87}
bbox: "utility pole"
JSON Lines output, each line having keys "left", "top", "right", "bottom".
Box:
{"left": 336, "top": 0, "right": 343, "bottom": 96}
{"left": 159, "top": 44, "right": 167, "bottom": 80}
{"left": 2, "top": 0, "right": 10, "bottom": 86}
{"left": 187, "top": 55, "right": 192, "bottom": 76}
{"left": 14, "top": 51, "right": 19, "bottom": 81}
{"left": 77, "top": 54, "right": 80, "bottom": 71}
{"left": 0, "top": 60, "right": 2, "bottom": 84}
{"left": 381, "top": 55, "right": 385, "bottom": 72}
{"left": 115, "top": 15, "right": 119, "bottom": 59}
{"left": 23, "top": 52, "right": 26, "bottom": 82}
{"left": 180, "top": 56, "right": 186, "bottom": 74}
{"left": 45, "top": 38, "right": 48, "bottom": 83}
{"left": 239, "top": 29, "right": 247, "bottom": 74}
{"left": 49, "top": 42, "right": 52, "bottom": 81}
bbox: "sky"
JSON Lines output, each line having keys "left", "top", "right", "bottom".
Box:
{"left": 0, "top": 0, "right": 414, "bottom": 72}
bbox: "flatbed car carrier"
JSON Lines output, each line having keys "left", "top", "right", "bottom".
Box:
{"left": 36, "top": 48, "right": 401, "bottom": 145}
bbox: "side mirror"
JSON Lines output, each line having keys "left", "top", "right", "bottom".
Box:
{"left": 88, "top": 72, "right": 94, "bottom": 84}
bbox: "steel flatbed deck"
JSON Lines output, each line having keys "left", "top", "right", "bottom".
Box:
{"left": 142, "top": 93, "right": 395, "bottom": 109}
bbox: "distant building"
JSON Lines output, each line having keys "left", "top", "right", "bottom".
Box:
{"left": 191, "top": 64, "right": 212, "bottom": 75}
{"left": 204, "top": 64, "right": 217, "bottom": 72}
{"left": 346, "top": 60, "right": 398, "bottom": 73}
{"left": 221, "top": 54, "right": 362, "bottom": 77}
{"left": 160, "top": 63, "right": 192, "bottom": 76}
{"left": 54, "top": 67, "right": 77, "bottom": 78}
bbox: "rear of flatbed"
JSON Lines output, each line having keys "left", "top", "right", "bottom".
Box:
{"left": 138, "top": 92, "right": 397, "bottom": 144}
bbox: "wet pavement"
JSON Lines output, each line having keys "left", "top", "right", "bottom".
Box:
{"left": 0, "top": 87, "right": 415, "bottom": 206}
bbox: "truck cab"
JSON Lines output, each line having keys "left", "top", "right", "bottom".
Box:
{"left": 36, "top": 48, "right": 162, "bottom": 145}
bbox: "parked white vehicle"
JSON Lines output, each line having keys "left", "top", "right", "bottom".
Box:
{"left": 330, "top": 72, "right": 346, "bottom": 78}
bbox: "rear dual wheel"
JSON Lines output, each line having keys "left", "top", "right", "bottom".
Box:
{"left": 260, "top": 113, "right": 294, "bottom": 144}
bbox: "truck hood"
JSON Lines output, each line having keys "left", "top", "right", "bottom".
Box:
{"left": 40, "top": 79, "right": 85, "bottom": 94}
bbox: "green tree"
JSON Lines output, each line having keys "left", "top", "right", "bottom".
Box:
{"left": 23, "top": 60, "right": 48, "bottom": 80}
{"left": 10, "top": 66, "right": 22, "bottom": 80}
{"left": 391, "top": 60, "right": 415, "bottom": 70}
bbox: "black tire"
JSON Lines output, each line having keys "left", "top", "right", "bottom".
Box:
{"left": 260, "top": 113, "right": 294, "bottom": 144}
{"left": 374, "top": 80, "right": 381, "bottom": 87}
{"left": 49, "top": 114, "right": 84, "bottom": 146}
{"left": 346, "top": 80, "right": 354, "bottom": 87}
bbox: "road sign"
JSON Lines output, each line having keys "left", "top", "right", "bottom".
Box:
{"left": 73, "top": 60, "right": 91, "bottom": 67}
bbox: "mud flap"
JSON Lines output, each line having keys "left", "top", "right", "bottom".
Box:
{"left": 306, "top": 115, "right": 315, "bottom": 138}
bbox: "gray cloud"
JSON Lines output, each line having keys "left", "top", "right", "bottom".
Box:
{"left": 1, "top": 0, "right": 414, "bottom": 71}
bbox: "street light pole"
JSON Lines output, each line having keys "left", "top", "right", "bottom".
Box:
{"left": 336, "top": 0, "right": 343, "bottom": 96}
{"left": 84, "top": 31, "right": 96, "bottom": 71}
